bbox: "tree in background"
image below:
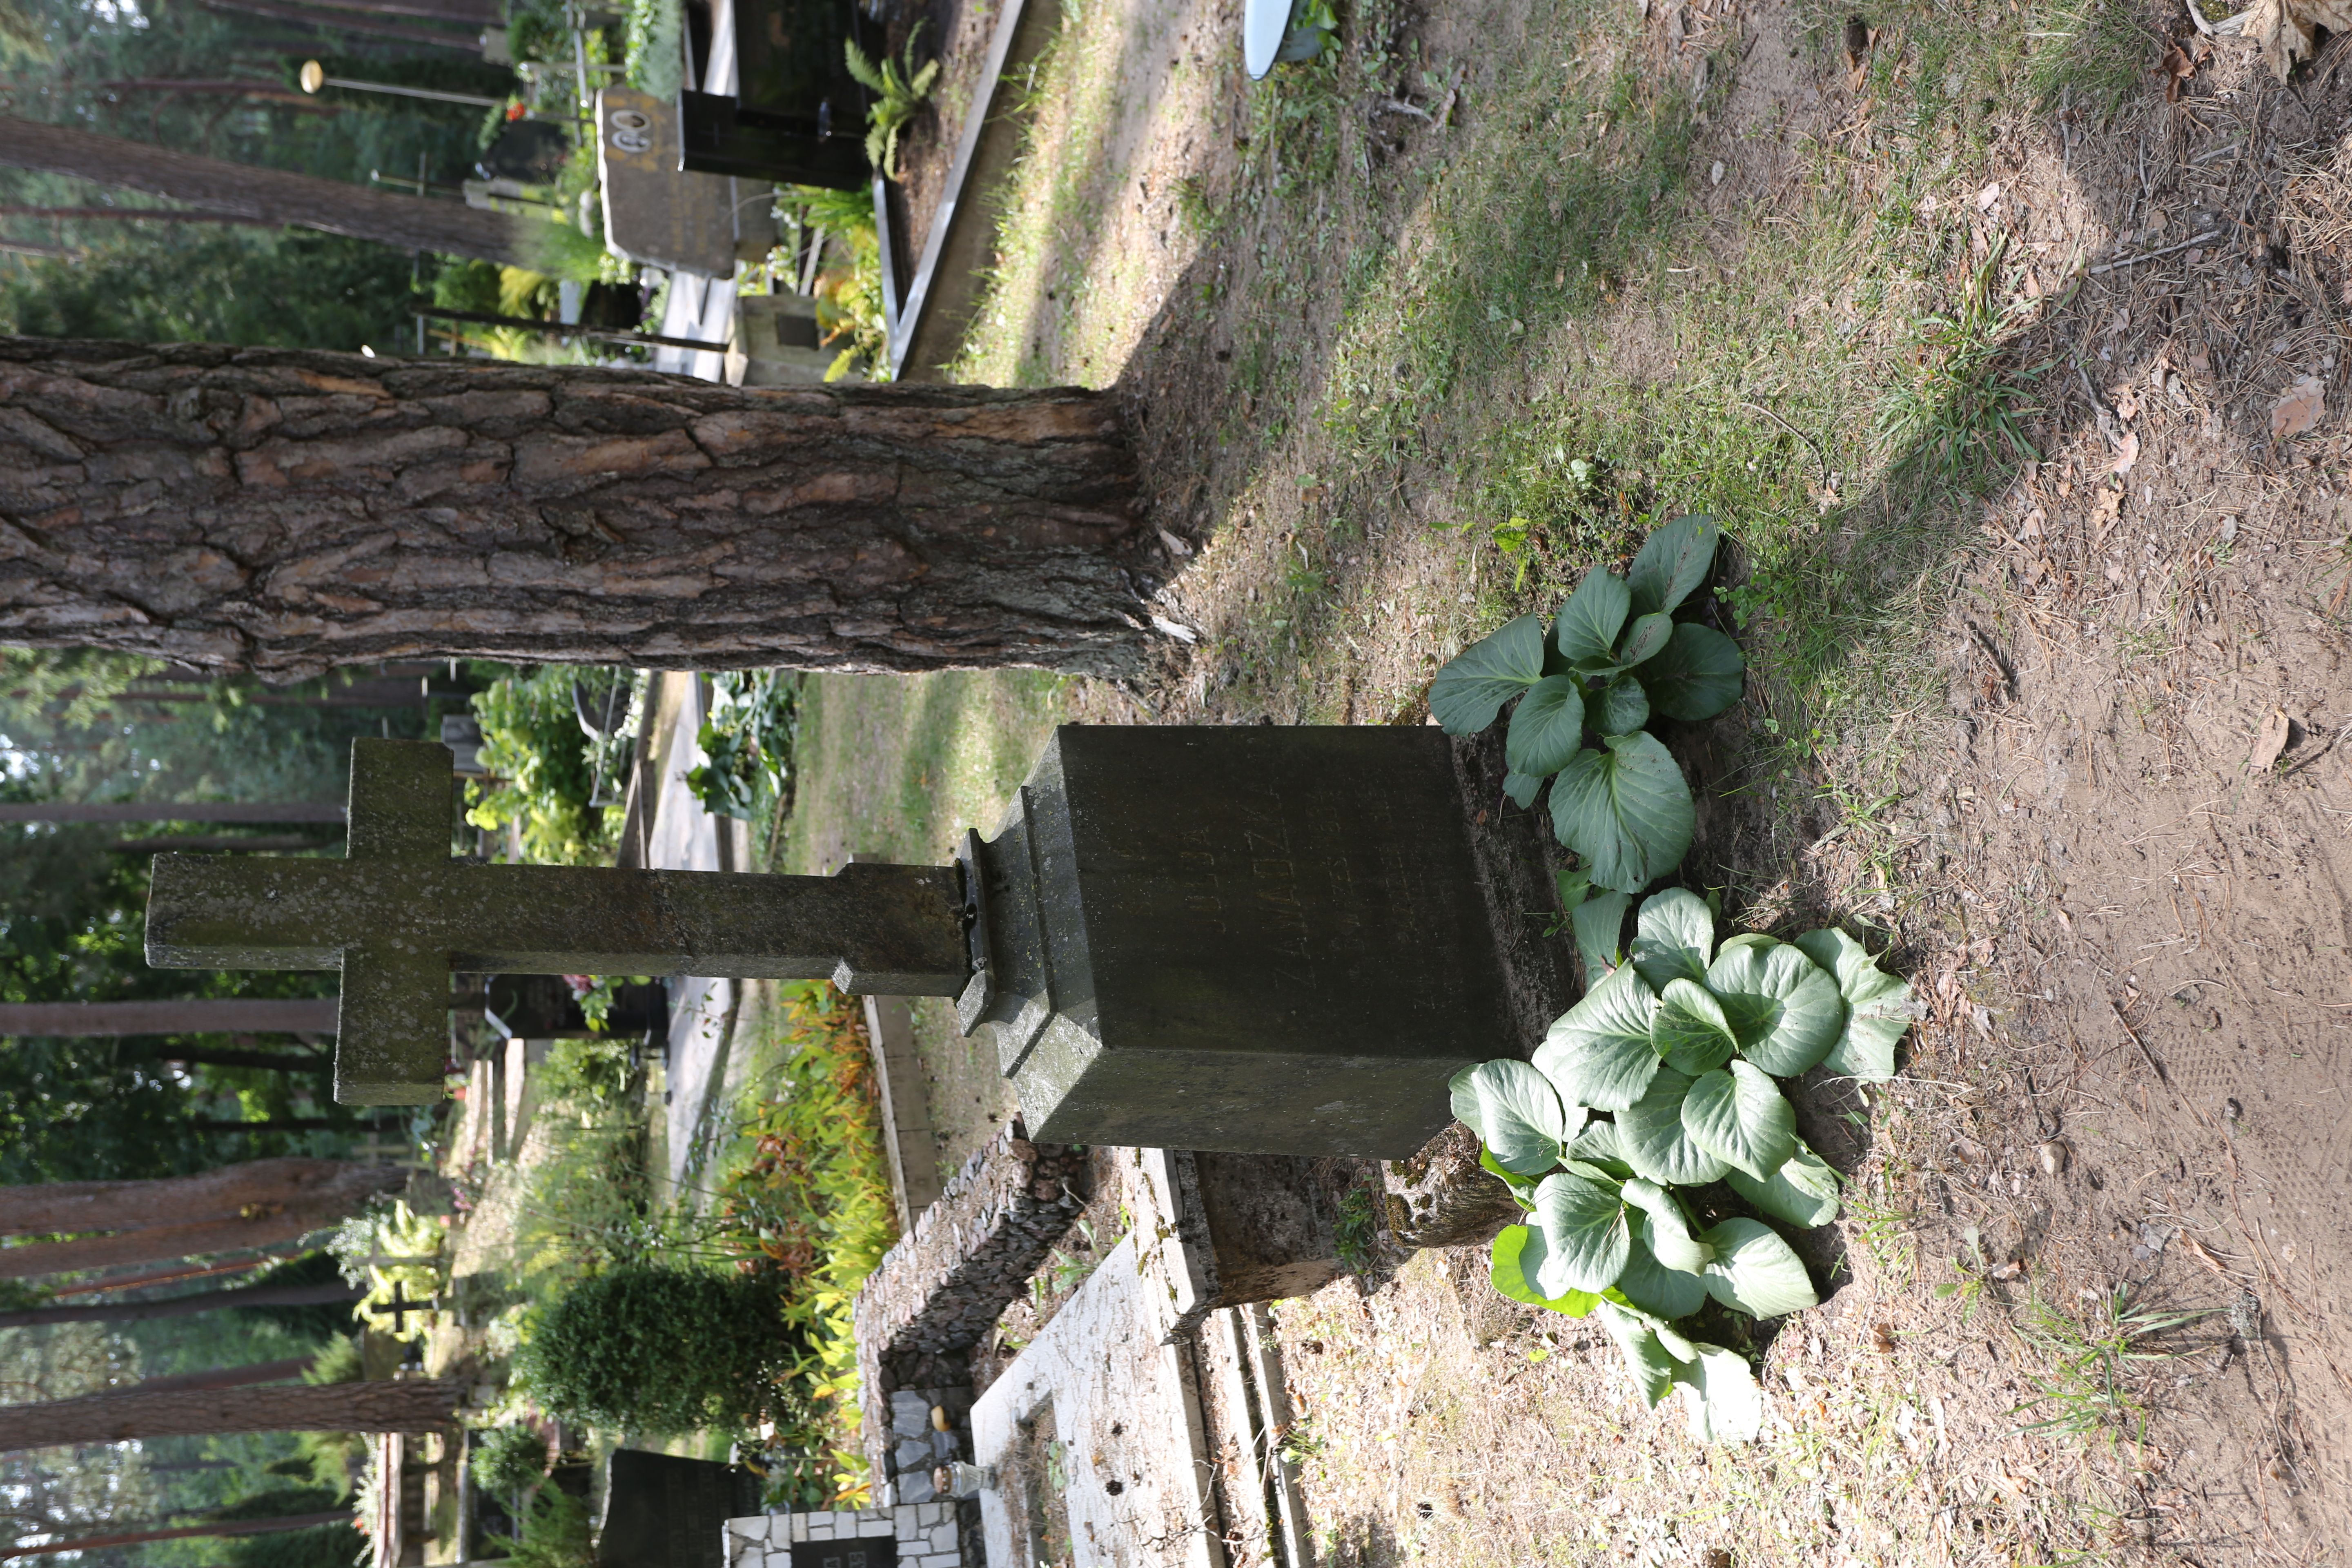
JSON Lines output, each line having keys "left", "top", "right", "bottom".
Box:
{"left": 0, "top": 231, "right": 421, "bottom": 354}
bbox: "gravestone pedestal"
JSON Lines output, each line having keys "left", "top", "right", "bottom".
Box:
{"left": 958, "top": 727, "right": 1548, "bottom": 1157}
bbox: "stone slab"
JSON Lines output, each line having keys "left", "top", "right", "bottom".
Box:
{"left": 597, "top": 87, "right": 747, "bottom": 278}
{"left": 971, "top": 1235, "right": 1222, "bottom": 1568}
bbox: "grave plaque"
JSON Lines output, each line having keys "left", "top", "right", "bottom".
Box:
{"left": 597, "top": 87, "right": 762, "bottom": 276}
{"left": 786, "top": 1543, "right": 897, "bottom": 1568}
{"left": 599, "top": 1450, "right": 762, "bottom": 1568}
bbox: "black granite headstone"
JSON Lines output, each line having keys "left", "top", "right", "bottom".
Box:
{"left": 596, "top": 1450, "right": 763, "bottom": 1568}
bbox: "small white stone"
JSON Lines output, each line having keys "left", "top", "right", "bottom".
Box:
{"left": 804, "top": 1519, "right": 833, "bottom": 1541}
{"left": 785, "top": 1516, "right": 807, "bottom": 1543}
{"left": 926, "top": 1522, "right": 958, "bottom": 1553}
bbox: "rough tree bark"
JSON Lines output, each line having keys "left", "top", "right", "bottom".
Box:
{"left": 129, "top": 1356, "right": 312, "bottom": 1396}
{"left": 0, "top": 1277, "right": 358, "bottom": 1330}
{"left": 0, "top": 1000, "right": 340, "bottom": 1036}
{"left": 0, "top": 1160, "right": 402, "bottom": 1281}
{"left": 0, "top": 1158, "right": 398, "bottom": 1236}
{"left": 0, "top": 1378, "right": 460, "bottom": 1452}
{"left": 0, "top": 120, "right": 548, "bottom": 269}
{"left": 0, "top": 803, "right": 345, "bottom": 823}
{"left": 0, "top": 341, "right": 1153, "bottom": 679}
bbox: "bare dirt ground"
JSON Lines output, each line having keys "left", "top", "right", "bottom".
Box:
{"left": 787, "top": 0, "right": 2352, "bottom": 1556}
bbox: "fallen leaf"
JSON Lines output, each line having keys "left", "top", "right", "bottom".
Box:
{"left": 2112, "top": 431, "right": 2141, "bottom": 475}
{"left": 2114, "top": 385, "right": 2141, "bottom": 421}
{"left": 2018, "top": 506, "right": 2047, "bottom": 540}
{"left": 1991, "top": 1260, "right": 2027, "bottom": 1282}
{"left": 1976, "top": 181, "right": 2002, "bottom": 212}
{"left": 2270, "top": 374, "right": 2325, "bottom": 438}
{"left": 2187, "top": 344, "right": 2212, "bottom": 375}
{"left": 1871, "top": 1322, "right": 1898, "bottom": 1354}
{"left": 2163, "top": 42, "right": 2196, "bottom": 100}
{"left": 2251, "top": 707, "right": 2292, "bottom": 770}
{"left": 2244, "top": 0, "right": 2352, "bottom": 80}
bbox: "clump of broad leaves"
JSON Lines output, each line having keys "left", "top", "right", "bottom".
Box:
{"left": 1450, "top": 889, "right": 1920, "bottom": 1443}
{"left": 1428, "top": 514, "right": 1744, "bottom": 900}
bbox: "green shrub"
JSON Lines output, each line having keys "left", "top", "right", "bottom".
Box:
{"left": 465, "top": 666, "right": 628, "bottom": 865}
{"left": 471, "top": 1423, "right": 551, "bottom": 1498}
{"left": 515, "top": 1265, "right": 802, "bottom": 1434}
{"left": 686, "top": 671, "right": 799, "bottom": 822}
{"left": 490, "top": 1486, "right": 595, "bottom": 1568}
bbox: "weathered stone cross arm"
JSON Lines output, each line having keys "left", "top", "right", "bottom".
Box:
{"left": 145, "top": 740, "right": 968, "bottom": 1107}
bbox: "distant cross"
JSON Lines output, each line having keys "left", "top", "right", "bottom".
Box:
{"left": 374, "top": 1278, "right": 434, "bottom": 1333}
{"left": 147, "top": 741, "right": 968, "bottom": 1106}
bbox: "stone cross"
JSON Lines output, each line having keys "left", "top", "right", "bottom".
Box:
{"left": 145, "top": 741, "right": 967, "bottom": 1107}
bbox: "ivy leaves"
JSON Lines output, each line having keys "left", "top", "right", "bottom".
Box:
{"left": 1429, "top": 515, "right": 1743, "bottom": 894}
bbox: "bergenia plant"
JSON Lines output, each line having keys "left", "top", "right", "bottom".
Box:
{"left": 1448, "top": 889, "right": 1920, "bottom": 1443}
{"left": 1428, "top": 515, "right": 1745, "bottom": 897}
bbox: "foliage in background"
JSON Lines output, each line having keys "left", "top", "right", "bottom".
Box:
{"left": 622, "top": 0, "right": 684, "bottom": 97}
{"left": 470, "top": 1423, "right": 552, "bottom": 1499}
{"left": 775, "top": 187, "right": 889, "bottom": 380}
{"left": 844, "top": 27, "right": 939, "bottom": 181}
{"left": 686, "top": 671, "right": 800, "bottom": 822}
{"left": 715, "top": 982, "right": 900, "bottom": 1506}
{"left": 1454, "top": 890, "right": 1916, "bottom": 1441}
{"left": 231, "top": 1252, "right": 358, "bottom": 1342}
{"left": 1430, "top": 516, "right": 1744, "bottom": 900}
{"left": 327, "top": 1203, "right": 444, "bottom": 1342}
{"left": 466, "top": 666, "right": 629, "bottom": 864}
{"left": 487, "top": 1486, "right": 595, "bottom": 1568}
{"left": 514, "top": 1265, "right": 805, "bottom": 1434}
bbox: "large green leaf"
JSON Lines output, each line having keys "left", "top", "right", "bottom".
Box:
{"left": 1726, "top": 1141, "right": 1842, "bottom": 1228}
{"left": 1595, "top": 1301, "right": 1677, "bottom": 1408}
{"left": 1698, "top": 1217, "right": 1820, "bottom": 1318}
{"left": 1548, "top": 732, "right": 1695, "bottom": 894}
{"left": 1670, "top": 1343, "right": 1764, "bottom": 1445}
{"left": 1448, "top": 1059, "right": 1579, "bottom": 1176}
{"left": 1593, "top": 675, "right": 1650, "bottom": 736}
{"left": 1616, "top": 1066, "right": 1730, "bottom": 1186}
{"left": 1488, "top": 1225, "right": 1603, "bottom": 1316}
{"left": 1679, "top": 1061, "right": 1798, "bottom": 1181}
{"left": 1704, "top": 940, "right": 1844, "bottom": 1077}
{"left": 1615, "top": 610, "right": 1675, "bottom": 670}
{"left": 1625, "top": 514, "right": 1720, "bottom": 617}
{"left": 1570, "top": 889, "right": 1631, "bottom": 981}
{"left": 1553, "top": 566, "right": 1632, "bottom": 670}
{"left": 1792, "top": 928, "right": 1918, "bottom": 1083}
{"left": 1612, "top": 1227, "right": 1710, "bottom": 1319}
{"left": 1529, "top": 1170, "right": 1631, "bottom": 1296}
{"left": 1504, "top": 674, "right": 1588, "bottom": 777}
{"left": 1621, "top": 1178, "right": 1713, "bottom": 1272}
{"left": 1429, "top": 614, "right": 1548, "bottom": 733}
{"left": 1636, "top": 622, "right": 1745, "bottom": 722}
{"left": 1502, "top": 771, "right": 1546, "bottom": 810}
{"left": 1565, "top": 1118, "right": 1636, "bottom": 1178}
{"left": 1652, "top": 977, "right": 1737, "bottom": 1075}
{"left": 1628, "top": 888, "right": 1714, "bottom": 989}
{"left": 1532, "top": 964, "right": 1660, "bottom": 1111}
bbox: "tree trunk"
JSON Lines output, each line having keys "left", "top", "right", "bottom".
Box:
{"left": 4, "top": 1510, "right": 350, "bottom": 1557}
{"left": 110, "top": 835, "right": 340, "bottom": 853}
{"left": 0, "top": 1379, "right": 459, "bottom": 1452}
{"left": 0, "top": 119, "right": 550, "bottom": 269}
{"left": 145, "top": 1047, "right": 334, "bottom": 1072}
{"left": 49, "top": 1251, "right": 300, "bottom": 1298}
{"left": 0, "top": 1158, "right": 398, "bottom": 1236}
{"left": 0, "top": 1278, "right": 358, "bottom": 1330}
{"left": 0, "top": 1000, "right": 340, "bottom": 1036}
{"left": 0, "top": 341, "right": 1151, "bottom": 680}
{"left": 0, "top": 803, "right": 345, "bottom": 823}
{"left": 129, "top": 1356, "right": 312, "bottom": 1396}
{"left": 0, "top": 208, "right": 261, "bottom": 225}
{"left": 197, "top": 0, "right": 477, "bottom": 47}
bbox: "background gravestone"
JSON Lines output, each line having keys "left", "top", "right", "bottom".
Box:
{"left": 598, "top": 1450, "right": 763, "bottom": 1568}
{"left": 597, "top": 87, "right": 767, "bottom": 276}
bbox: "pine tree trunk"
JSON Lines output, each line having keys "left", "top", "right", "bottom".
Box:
{"left": 0, "top": 1278, "right": 358, "bottom": 1330}
{"left": 131, "top": 1355, "right": 313, "bottom": 1395}
{"left": 0, "top": 118, "right": 548, "bottom": 269}
{"left": 0, "top": 341, "right": 1152, "bottom": 679}
{"left": 0, "top": 1379, "right": 460, "bottom": 1452}
{"left": 0, "top": 1000, "right": 341, "bottom": 1036}
{"left": 0, "top": 1158, "right": 399, "bottom": 1236}
{"left": 4, "top": 1510, "right": 350, "bottom": 1557}
{"left": 0, "top": 803, "right": 346, "bottom": 823}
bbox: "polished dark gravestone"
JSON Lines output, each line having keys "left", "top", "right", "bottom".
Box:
{"left": 597, "top": 1450, "right": 763, "bottom": 1568}
{"left": 146, "top": 729, "right": 1557, "bottom": 1152}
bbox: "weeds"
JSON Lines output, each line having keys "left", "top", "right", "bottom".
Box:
{"left": 1876, "top": 238, "right": 2043, "bottom": 492}
{"left": 2013, "top": 1287, "right": 2214, "bottom": 1443}
{"left": 1334, "top": 1185, "right": 1379, "bottom": 1273}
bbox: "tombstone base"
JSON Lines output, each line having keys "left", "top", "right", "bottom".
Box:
{"left": 958, "top": 726, "right": 1565, "bottom": 1158}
